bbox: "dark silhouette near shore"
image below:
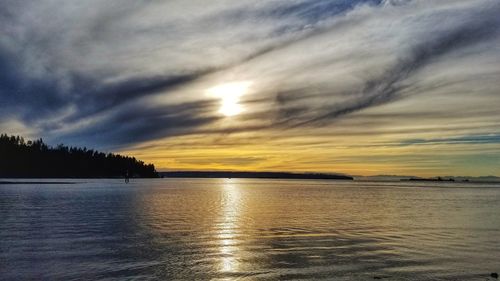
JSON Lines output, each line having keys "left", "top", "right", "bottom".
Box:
{"left": 125, "top": 170, "right": 130, "bottom": 183}
{"left": 0, "top": 134, "right": 158, "bottom": 178}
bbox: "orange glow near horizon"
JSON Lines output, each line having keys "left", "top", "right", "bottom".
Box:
{"left": 119, "top": 130, "right": 500, "bottom": 177}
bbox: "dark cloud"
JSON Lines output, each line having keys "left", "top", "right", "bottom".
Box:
{"left": 0, "top": 49, "right": 68, "bottom": 119}
{"left": 265, "top": 0, "right": 383, "bottom": 23}
{"left": 0, "top": 42, "right": 217, "bottom": 136}
{"left": 51, "top": 99, "right": 221, "bottom": 149}
{"left": 62, "top": 72, "right": 209, "bottom": 124}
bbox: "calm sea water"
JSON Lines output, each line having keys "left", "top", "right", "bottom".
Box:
{"left": 1, "top": 179, "right": 499, "bottom": 280}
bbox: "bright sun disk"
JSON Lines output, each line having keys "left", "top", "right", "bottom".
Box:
{"left": 206, "top": 81, "right": 251, "bottom": 117}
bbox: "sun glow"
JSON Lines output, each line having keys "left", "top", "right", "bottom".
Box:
{"left": 206, "top": 81, "right": 251, "bottom": 117}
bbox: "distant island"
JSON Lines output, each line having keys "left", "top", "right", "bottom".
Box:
{"left": 401, "top": 177, "right": 455, "bottom": 182}
{"left": 0, "top": 134, "right": 158, "bottom": 178}
{"left": 356, "top": 175, "right": 500, "bottom": 183}
{"left": 161, "top": 171, "right": 353, "bottom": 180}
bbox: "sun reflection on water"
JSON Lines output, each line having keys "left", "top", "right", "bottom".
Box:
{"left": 218, "top": 179, "right": 241, "bottom": 274}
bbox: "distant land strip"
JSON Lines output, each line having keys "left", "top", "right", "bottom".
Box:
{"left": 0, "top": 181, "right": 77, "bottom": 185}
{"left": 160, "top": 171, "right": 353, "bottom": 180}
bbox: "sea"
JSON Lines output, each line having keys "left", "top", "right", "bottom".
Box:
{"left": 1, "top": 178, "right": 499, "bottom": 280}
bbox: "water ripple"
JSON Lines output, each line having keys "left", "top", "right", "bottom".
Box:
{"left": 1, "top": 179, "right": 499, "bottom": 280}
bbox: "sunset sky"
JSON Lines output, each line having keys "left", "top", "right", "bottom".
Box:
{"left": 1, "top": 0, "right": 499, "bottom": 176}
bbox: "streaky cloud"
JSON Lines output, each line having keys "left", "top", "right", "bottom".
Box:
{"left": 284, "top": 2, "right": 500, "bottom": 127}
{"left": 400, "top": 134, "right": 500, "bottom": 146}
{"left": 52, "top": 99, "right": 221, "bottom": 149}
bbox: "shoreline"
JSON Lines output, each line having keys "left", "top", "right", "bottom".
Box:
{"left": 0, "top": 181, "right": 77, "bottom": 185}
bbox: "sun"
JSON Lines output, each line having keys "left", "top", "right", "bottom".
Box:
{"left": 206, "top": 81, "right": 251, "bottom": 117}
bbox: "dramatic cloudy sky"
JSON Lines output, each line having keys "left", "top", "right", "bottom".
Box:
{"left": 1, "top": 0, "right": 500, "bottom": 176}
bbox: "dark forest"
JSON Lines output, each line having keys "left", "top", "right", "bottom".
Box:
{"left": 0, "top": 134, "right": 158, "bottom": 178}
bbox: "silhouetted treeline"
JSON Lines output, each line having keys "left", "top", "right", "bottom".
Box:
{"left": 0, "top": 134, "right": 158, "bottom": 178}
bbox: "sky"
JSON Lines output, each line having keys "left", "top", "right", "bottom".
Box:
{"left": 1, "top": 0, "right": 500, "bottom": 176}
